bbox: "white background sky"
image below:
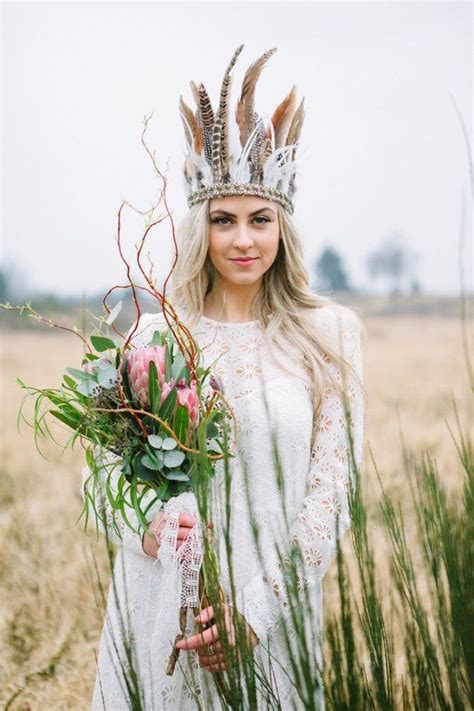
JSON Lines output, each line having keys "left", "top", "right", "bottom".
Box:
{"left": 2, "top": 1, "right": 472, "bottom": 297}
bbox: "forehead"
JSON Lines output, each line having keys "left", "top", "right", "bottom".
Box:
{"left": 209, "top": 195, "right": 276, "bottom": 214}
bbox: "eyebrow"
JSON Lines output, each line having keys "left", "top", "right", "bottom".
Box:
{"left": 209, "top": 207, "right": 275, "bottom": 217}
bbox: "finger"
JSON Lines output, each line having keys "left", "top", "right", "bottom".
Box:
{"left": 151, "top": 516, "right": 167, "bottom": 536}
{"left": 194, "top": 606, "right": 234, "bottom": 645}
{"left": 194, "top": 605, "right": 215, "bottom": 625}
{"left": 206, "top": 661, "right": 227, "bottom": 673}
{"left": 176, "top": 623, "right": 218, "bottom": 650}
{"left": 177, "top": 526, "right": 193, "bottom": 539}
{"left": 198, "top": 652, "right": 226, "bottom": 667}
{"left": 178, "top": 513, "right": 197, "bottom": 527}
{"left": 196, "top": 638, "right": 222, "bottom": 655}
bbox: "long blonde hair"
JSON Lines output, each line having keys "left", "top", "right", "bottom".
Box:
{"left": 169, "top": 200, "right": 367, "bottom": 445}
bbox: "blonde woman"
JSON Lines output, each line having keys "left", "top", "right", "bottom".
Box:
{"left": 84, "top": 46, "right": 366, "bottom": 710}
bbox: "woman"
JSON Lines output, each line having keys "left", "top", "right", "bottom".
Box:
{"left": 84, "top": 45, "right": 366, "bottom": 710}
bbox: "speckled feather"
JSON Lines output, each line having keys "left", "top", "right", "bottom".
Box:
{"left": 235, "top": 47, "right": 278, "bottom": 149}
{"left": 215, "top": 45, "right": 244, "bottom": 178}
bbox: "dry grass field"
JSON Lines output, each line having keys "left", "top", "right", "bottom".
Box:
{"left": 0, "top": 308, "right": 471, "bottom": 709}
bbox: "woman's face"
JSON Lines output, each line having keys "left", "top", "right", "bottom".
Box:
{"left": 208, "top": 195, "right": 280, "bottom": 289}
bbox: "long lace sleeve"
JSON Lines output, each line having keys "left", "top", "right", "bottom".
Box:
{"left": 80, "top": 312, "right": 164, "bottom": 556}
{"left": 233, "top": 308, "right": 365, "bottom": 644}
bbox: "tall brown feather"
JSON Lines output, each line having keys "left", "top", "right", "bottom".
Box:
{"left": 235, "top": 47, "right": 278, "bottom": 148}
{"left": 211, "top": 117, "right": 223, "bottom": 182}
{"left": 190, "top": 81, "right": 201, "bottom": 109}
{"left": 213, "top": 44, "right": 244, "bottom": 179}
{"left": 179, "top": 96, "right": 202, "bottom": 155}
{"left": 250, "top": 114, "right": 265, "bottom": 181}
{"left": 190, "top": 82, "right": 208, "bottom": 160}
{"left": 191, "top": 82, "right": 214, "bottom": 163}
{"left": 218, "top": 75, "right": 233, "bottom": 177}
{"left": 286, "top": 97, "right": 305, "bottom": 157}
{"left": 197, "top": 83, "right": 214, "bottom": 129}
{"left": 271, "top": 85, "right": 297, "bottom": 149}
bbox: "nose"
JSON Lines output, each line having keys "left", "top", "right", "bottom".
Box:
{"left": 232, "top": 223, "right": 254, "bottom": 250}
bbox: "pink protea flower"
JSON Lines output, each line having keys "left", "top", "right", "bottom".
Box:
{"left": 127, "top": 345, "right": 166, "bottom": 409}
{"left": 160, "top": 378, "right": 200, "bottom": 432}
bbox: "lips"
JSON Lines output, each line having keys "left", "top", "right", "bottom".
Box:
{"left": 231, "top": 257, "right": 257, "bottom": 263}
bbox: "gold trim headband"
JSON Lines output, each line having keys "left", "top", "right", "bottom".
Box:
{"left": 179, "top": 45, "right": 305, "bottom": 215}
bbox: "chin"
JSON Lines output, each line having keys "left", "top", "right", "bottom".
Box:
{"left": 224, "top": 272, "right": 262, "bottom": 286}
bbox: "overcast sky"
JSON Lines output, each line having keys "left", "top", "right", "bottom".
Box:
{"left": 2, "top": 1, "right": 472, "bottom": 297}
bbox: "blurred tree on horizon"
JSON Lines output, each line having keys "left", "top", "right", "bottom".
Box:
{"left": 366, "top": 230, "right": 421, "bottom": 297}
{"left": 313, "top": 246, "right": 352, "bottom": 294}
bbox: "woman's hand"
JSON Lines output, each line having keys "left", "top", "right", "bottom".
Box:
{"left": 141, "top": 512, "right": 213, "bottom": 558}
{"left": 176, "top": 603, "right": 259, "bottom": 673}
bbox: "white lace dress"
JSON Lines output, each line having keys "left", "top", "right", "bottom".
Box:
{"left": 82, "top": 304, "right": 365, "bottom": 710}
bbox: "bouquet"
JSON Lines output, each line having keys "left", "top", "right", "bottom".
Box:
{"left": 15, "top": 302, "right": 235, "bottom": 674}
{"left": 27, "top": 309, "right": 232, "bottom": 514}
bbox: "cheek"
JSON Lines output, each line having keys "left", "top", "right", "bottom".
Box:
{"left": 262, "top": 227, "right": 280, "bottom": 260}
{"left": 207, "top": 231, "right": 225, "bottom": 261}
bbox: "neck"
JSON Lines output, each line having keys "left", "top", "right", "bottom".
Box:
{"left": 203, "top": 278, "right": 262, "bottom": 323}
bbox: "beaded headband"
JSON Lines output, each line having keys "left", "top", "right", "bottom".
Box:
{"left": 179, "top": 45, "right": 305, "bottom": 215}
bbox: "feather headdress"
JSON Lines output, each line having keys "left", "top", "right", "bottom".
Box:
{"left": 180, "top": 45, "right": 305, "bottom": 215}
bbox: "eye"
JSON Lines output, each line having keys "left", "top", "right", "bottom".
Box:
{"left": 210, "top": 215, "right": 271, "bottom": 226}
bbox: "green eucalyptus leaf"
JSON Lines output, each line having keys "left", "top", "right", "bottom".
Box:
{"left": 162, "top": 437, "right": 178, "bottom": 450}
{"left": 141, "top": 454, "right": 163, "bottom": 471}
{"left": 163, "top": 450, "right": 186, "bottom": 468}
{"left": 148, "top": 434, "right": 163, "bottom": 449}
{"left": 164, "top": 469, "right": 189, "bottom": 481}
{"left": 146, "top": 448, "right": 164, "bottom": 468}
{"left": 132, "top": 453, "right": 158, "bottom": 482}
